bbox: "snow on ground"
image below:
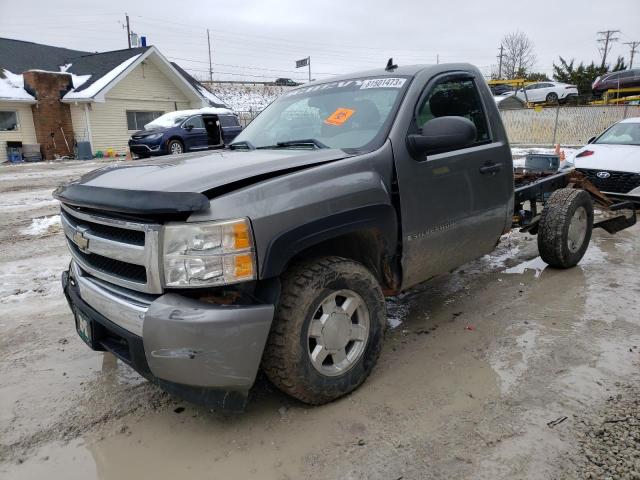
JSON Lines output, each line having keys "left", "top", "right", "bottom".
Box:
{"left": 21, "top": 215, "right": 61, "bottom": 236}
{"left": 207, "top": 83, "right": 295, "bottom": 112}
{"left": 3, "top": 189, "right": 58, "bottom": 212}
{"left": 0, "top": 254, "right": 67, "bottom": 305}
{"left": 0, "top": 69, "right": 35, "bottom": 101}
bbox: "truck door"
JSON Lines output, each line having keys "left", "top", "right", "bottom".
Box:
{"left": 182, "top": 115, "right": 209, "bottom": 150}
{"left": 394, "top": 72, "right": 513, "bottom": 289}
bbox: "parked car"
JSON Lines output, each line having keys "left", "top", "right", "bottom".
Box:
{"left": 128, "top": 108, "right": 242, "bottom": 158}
{"left": 574, "top": 117, "right": 640, "bottom": 204}
{"left": 55, "top": 63, "right": 635, "bottom": 411}
{"left": 490, "top": 83, "right": 514, "bottom": 96}
{"left": 592, "top": 69, "right": 640, "bottom": 97}
{"left": 515, "top": 81, "right": 578, "bottom": 104}
{"left": 275, "top": 78, "right": 299, "bottom": 86}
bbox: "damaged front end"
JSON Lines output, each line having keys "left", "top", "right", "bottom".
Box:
{"left": 62, "top": 261, "right": 274, "bottom": 411}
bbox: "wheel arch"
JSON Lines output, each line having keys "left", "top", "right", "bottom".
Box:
{"left": 260, "top": 204, "right": 400, "bottom": 292}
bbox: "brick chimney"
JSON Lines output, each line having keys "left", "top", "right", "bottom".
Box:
{"left": 23, "top": 71, "right": 75, "bottom": 160}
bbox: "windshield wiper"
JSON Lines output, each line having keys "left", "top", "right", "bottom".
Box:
{"left": 257, "top": 138, "right": 329, "bottom": 150}
{"left": 228, "top": 140, "right": 255, "bottom": 150}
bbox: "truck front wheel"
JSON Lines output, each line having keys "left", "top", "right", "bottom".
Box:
{"left": 538, "top": 188, "right": 594, "bottom": 268}
{"left": 263, "top": 256, "right": 386, "bottom": 405}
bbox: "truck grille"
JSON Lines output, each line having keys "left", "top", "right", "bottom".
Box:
{"left": 578, "top": 168, "right": 640, "bottom": 194}
{"left": 60, "top": 204, "right": 162, "bottom": 293}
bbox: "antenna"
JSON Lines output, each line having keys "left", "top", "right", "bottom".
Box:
{"left": 385, "top": 58, "right": 398, "bottom": 71}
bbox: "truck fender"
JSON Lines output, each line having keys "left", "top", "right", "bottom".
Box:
{"left": 260, "top": 204, "right": 398, "bottom": 279}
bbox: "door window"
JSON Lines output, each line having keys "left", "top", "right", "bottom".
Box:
{"left": 218, "top": 115, "right": 240, "bottom": 127}
{"left": 417, "top": 77, "right": 490, "bottom": 145}
{"left": 183, "top": 116, "right": 205, "bottom": 129}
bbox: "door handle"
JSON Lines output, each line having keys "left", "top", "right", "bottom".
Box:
{"left": 479, "top": 162, "right": 502, "bottom": 174}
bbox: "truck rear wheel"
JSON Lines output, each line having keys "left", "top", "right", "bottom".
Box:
{"left": 538, "top": 188, "right": 593, "bottom": 268}
{"left": 263, "top": 256, "right": 386, "bottom": 405}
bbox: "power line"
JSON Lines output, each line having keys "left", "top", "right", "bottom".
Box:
{"left": 597, "top": 30, "right": 621, "bottom": 69}
{"left": 624, "top": 40, "right": 639, "bottom": 68}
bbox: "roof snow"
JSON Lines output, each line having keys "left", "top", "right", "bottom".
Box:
{"left": 64, "top": 54, "right": 141, "bottom": 100}
{"left": 196, "top": 85, "right": 226, "bottom": 107}
{"left": 0, "top": 69, "right": 35, "bottom": 102}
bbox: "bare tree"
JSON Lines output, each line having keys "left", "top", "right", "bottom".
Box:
{"left": 501, "top": 31, "right": 537, "bottom": 79}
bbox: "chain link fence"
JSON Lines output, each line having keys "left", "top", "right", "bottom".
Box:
{"left": 235, "top": 104, "right": 640, "bottom": 146}
{"left": 500, "top": 104, "right": 640, "bottom": 146}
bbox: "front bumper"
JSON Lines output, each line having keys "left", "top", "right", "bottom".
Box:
{"left": 128, "top": 142, "right": 164, "bottom": 157}
{"left": 62, "top": 261, "right": 274, "bottom": 411}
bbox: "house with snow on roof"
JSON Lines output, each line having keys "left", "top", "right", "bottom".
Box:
{"left": 0, "top": 37, "right": 228, "bottom": 162}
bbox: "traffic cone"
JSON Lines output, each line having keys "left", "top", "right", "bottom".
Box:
{"left": 554, "top": 143, "right": 561, "bottom": 155}
{"left": 560, "top": 150, "right": 566, "bottom": 161}
{"left": 125, "top": 149, "right": 132, "bottom": 161}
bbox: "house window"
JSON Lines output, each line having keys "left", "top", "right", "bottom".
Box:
{"left": 0, "top": 111, "right": 18, "bottom": 131}
{"left": 126, "top": 111, "right": 163, "bottom": 131}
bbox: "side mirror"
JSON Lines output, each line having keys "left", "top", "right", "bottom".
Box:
{"left": 407, "top": 116, "right": 477, "bottom": 156}
{"left": 587, "top": 136, "right": 596, "bottom": 144}
{"left": 185, "top": 124, "right": 194, "bottom": 131}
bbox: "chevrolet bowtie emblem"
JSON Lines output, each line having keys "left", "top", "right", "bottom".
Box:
{"left": 73, "top": 227, "right": 90, "bottom": 252}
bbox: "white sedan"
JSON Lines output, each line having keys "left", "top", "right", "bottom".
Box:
{"left": 515, "top": 81, "right": 578, "bottom": 104}
{"left": 573, "top": 117, "right": 640, "bottom": 203}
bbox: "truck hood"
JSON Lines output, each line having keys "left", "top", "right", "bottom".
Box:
{"left": 54, "top": 149, "right": 350, "bottom": 214}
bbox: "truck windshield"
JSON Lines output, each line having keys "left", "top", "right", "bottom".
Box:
{"left": 230, "top": 76, "right": 410, "bottom": 152}
{"left": 595, "top": 122, "right": 640, "bottom": 146}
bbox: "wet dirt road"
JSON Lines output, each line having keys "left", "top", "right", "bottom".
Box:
{"left": 1, "top": 160, "right": 639, "bottom": 480}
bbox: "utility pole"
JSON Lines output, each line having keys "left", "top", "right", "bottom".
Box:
{"left": 497, "top": 44, "right": 504, "bottom": 79}
{"left": 436, "top": 54, "right": 439, "bottom": 64}
{"left": 597, "top": 30, "right": 621, "bottom": 69}
{"left": 207, "top": 29, "right": 213, "bottom": 82}
{"left": 125, "top": 13, "right": 131, "bottom": 49}
{"left": 624, "top": 40, "right": 639, "bottom": 68}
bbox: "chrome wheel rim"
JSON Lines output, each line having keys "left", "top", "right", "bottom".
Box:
{"left": 567, "top": 206, "right": 588, "bottom": 253}
{"left": 307, "top": 289, "right": 370, "bottom": 377}
{"left": 170, "top": 142, "right": 183, "bottom": 154}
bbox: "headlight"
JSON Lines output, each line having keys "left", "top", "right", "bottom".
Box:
{"left": 145, "top": 132, "right": 163, "bottom": 140}
{"left": 163, "top": 218, "right": 256, "bottom": 287}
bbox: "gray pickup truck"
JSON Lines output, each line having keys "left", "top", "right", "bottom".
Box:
{"left": 55, "top": 62, "right": 636, "bottom": 410}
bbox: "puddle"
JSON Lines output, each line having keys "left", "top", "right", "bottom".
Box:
{"left": 503, "top": 256, "right": 548, "bottom": 277}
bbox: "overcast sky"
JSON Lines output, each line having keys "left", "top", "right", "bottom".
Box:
{"left": 1, "top": 0, "right": 639, "bottom": 82}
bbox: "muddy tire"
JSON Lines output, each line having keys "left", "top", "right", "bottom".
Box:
{"left": 546, "top": 92, "right": 559, "bottom": 104}
{"left": 538, "top": 188, "right": 593, "bottom": 268}
{"left": 262, "top": 256, "right": 386, "bottom": 405}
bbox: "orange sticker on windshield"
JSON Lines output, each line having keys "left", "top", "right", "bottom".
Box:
{"left": 324, "top": 108, "right": 355, "bottom": 126}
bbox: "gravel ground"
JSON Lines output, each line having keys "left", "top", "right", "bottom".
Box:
{"left": 571, "top": 383, "right": 640, "bottom": 480}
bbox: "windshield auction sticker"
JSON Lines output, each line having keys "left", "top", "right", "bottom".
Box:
{"left": 360, "top": 78, "right": 406, "bottom": 89}
{"left": 324, "top": 108, "right": 355, "bottom": 126}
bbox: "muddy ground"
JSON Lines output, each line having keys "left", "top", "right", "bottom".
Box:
{"left": 1, "top": 159, "right": 639, "bottom": 480}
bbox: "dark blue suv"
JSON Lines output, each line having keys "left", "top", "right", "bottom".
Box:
{"left": 128, "top": 109, "right": 242, "bottom": 158}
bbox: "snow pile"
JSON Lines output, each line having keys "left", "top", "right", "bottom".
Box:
{"left": 145, "top": 106, "right": 234, "bottom": 129}
{"left": 64, "top": 54, "right": 141, "bottom": 100}
{"left": 208, "top": 83, "right": 295, "bottom": 112}
{"left": 0, "top": 69, "right": 35, "bottom": 101}
{"left": 21, "top": 215, "right": 61, "bottom": 236}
